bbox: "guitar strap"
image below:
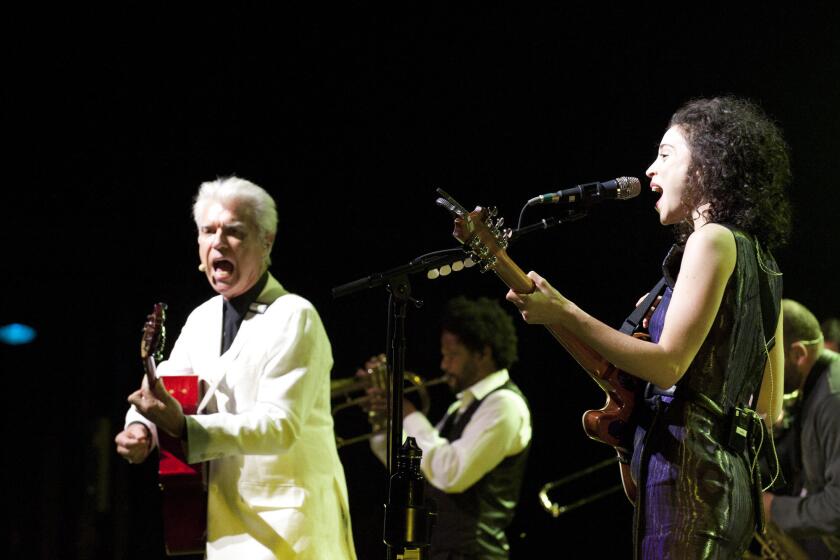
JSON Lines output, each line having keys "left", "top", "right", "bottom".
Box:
{"left": 619, "top": 277, "right": 668, "bottom": 335}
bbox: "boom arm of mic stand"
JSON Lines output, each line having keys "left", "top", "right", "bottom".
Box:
{"left": 331, "top": 248, "right": 466, "bottom": 299}
{"left": 508, "top": 211, "right": 588, "bottom": 245}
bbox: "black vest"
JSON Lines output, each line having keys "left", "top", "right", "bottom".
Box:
{"left": 427, "top": 380, "right": 531, "bottom": 559}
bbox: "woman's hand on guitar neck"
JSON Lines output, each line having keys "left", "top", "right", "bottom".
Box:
{"left": 128, "top": 376, "right": 186, "bottom": 439}
{"left": 505, "top": 271, "right": 568, "bottom": 325}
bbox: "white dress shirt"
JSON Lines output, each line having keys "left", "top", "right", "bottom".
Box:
{"left": 372, "top": 369, "right": 531, "bottom": 493}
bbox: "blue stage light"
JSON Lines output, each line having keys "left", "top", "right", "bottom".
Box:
{"left": 0, "top": 323, "right": 37, "bottom": 345}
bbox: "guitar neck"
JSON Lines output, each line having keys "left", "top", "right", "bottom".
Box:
{"left": 494, "top": 251, "right": 611, "bottom": 377}
{"left": 144, "top": 356, "right": 158, "bottom": 388}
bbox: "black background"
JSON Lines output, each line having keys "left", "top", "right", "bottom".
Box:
{"left": 3, "top": 5, "right": 839, "bottom": 559}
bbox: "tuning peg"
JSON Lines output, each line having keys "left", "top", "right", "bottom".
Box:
{"left": 479, "top": 257, "right": 497, "bottom": 273}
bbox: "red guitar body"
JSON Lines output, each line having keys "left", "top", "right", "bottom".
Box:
{"left": 535, "top": 318, "right": 643, "bottom": 503}
{"left": 141, "top": 304, "right": 207, "bottom": 556}
{"left": 158, "top": 375, "right": 207, "bottom": 556}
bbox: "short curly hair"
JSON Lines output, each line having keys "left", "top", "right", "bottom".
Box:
{"left": 668, "top": 97, "right": 791, "bottom": 249}
{"left": 441, "top": 296, "right": 518, "bottom": 370}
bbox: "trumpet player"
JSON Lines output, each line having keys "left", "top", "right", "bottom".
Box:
{"left": 363, "top": 296, "right": 532, "bottom": 560}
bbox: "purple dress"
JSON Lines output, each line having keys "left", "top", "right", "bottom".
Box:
{"left": 629, "top": 229, "right": 782, "bottom": 559}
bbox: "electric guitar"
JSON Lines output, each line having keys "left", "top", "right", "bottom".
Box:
{"left": 436, "top": 193, "right": 646, "bottom": 502}
{"left": 141, "top": 303, "right": 207, "bottom": 555}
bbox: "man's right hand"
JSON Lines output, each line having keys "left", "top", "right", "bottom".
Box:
{"left": 115, "top": 423, "right": 152, "bottom": 465}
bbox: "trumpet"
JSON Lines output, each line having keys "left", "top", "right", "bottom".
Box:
{"left": 745, "top": 521, "right": 810, "bottom": 560}
{"left": 331, "top": 354, "right": 448, "bottom": 448}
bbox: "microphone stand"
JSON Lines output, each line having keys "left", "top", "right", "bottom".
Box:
{"left": 334, "top": 251, "right": 467, "bottom": 560}
{"left": 383, "top": 273, "right": 413, "bottom": 477}
{"left": 508, "top": 210, "right": 589, "bottom": 245}
{"left": 331, "top": 203, "right": 590, "bottom": 559}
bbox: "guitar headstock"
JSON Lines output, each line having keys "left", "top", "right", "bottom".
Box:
{"left": 140, "top": 302, "right": 167, "bottom": 363}
{"left": 435, "top": 188, "right": 512, "bottom": 273}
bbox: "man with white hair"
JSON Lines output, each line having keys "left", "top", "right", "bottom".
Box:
{"left": 115, "top": 176, "right": 356, "bottom": 559}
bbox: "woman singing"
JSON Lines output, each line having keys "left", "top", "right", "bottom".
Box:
{"left": 507, "top": 97, "right": 791, "bottom": 558}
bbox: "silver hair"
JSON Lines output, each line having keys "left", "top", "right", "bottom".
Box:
{"left": 193, "top": 176, "right": 278, "bottom": 238}
{"left": 193, "top": 176, "right": 278, "bottom": 265}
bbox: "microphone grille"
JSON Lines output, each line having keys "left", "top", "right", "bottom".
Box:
{"left": 616, "top": 176, "right": 641, "bottom": 200}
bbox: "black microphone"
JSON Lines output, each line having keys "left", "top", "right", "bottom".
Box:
{"left": 526, "top": 176, "right": 641, "bottom": 206}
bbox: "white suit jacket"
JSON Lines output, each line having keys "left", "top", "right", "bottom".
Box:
{"left": 127, "top": 274, "right": 356, "bottom": 559}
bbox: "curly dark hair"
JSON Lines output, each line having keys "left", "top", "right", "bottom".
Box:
{"left": 668, "top": 97, "right": 791, "bottom": 249}
{"left": 441, "top": 296, "right": 518, "bottom": 370}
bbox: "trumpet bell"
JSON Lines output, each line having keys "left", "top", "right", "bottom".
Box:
{"left": 331, "top": 354, "right": 447, "bottom": 448}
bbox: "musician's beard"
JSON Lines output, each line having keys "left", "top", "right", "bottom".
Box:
{"left": 446, "top": 360, "right": 481, "bottom": 394}
{"left": 783, "top": 359, "right": 803, "bottom": 394}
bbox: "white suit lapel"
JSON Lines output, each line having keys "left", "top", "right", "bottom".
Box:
{"left": 197, "top": 329, "right": 248, "bottom": 413}
{"left": 196, "top": 274, "right": 287, "bottom": 413}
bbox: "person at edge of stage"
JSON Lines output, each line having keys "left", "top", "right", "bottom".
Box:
{"left": 364, "top": 296, "right": 532, "bottom": 560}
{"left": 761, "top": 299, "right": 840, "bottom": 559}
{"left": 114, "top": 176, "right": 357, "bottom": 560}
{"left": 506, "top": 96, "right": 791, "bottom": 558}
{"left": 820, "top": 317, "right": 840, "bottom": 352}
